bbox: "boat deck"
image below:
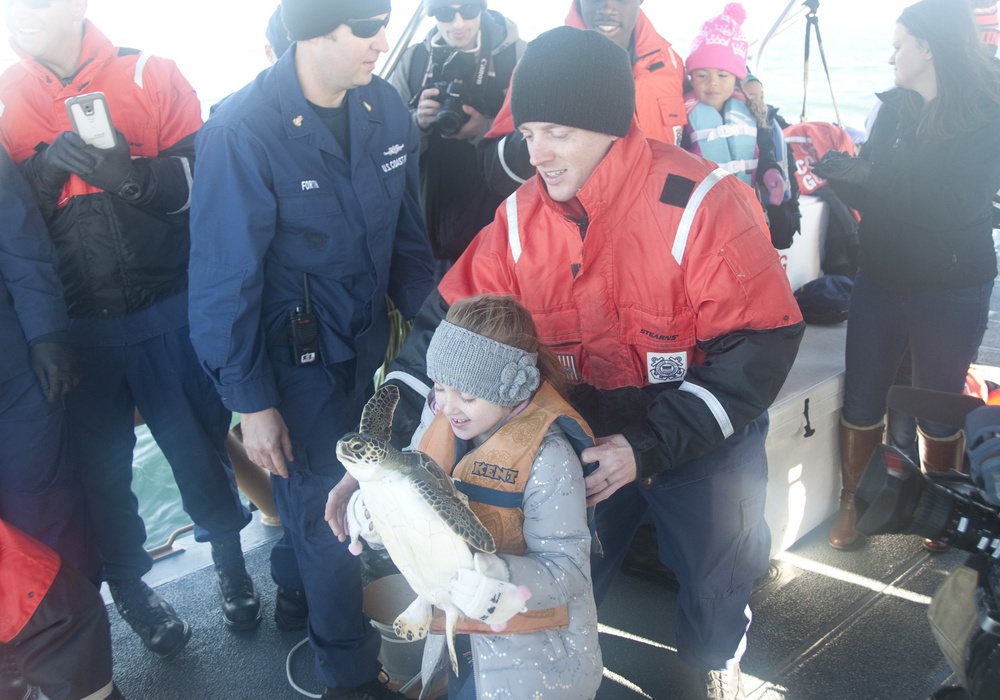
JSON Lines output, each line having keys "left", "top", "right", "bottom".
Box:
{"left": 105, "top": 242, "right": 1000, "bottom": 699}
{"left": 105, "top": 513, "right": 963, "bottom": 700}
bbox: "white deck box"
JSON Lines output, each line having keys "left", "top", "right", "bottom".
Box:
{"left": 764, "top": 323, "right": 846, "bottom": 557}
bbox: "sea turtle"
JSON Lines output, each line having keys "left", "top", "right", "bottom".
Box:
{"left": 336, "top": 384, "right": 496, "bottom": 676}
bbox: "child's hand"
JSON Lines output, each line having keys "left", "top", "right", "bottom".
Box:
{"left": 762, "top": 168, "right": 785, "bottom": 206}
{"left": 451, "top": 553, "right": 531, "bottom": 632}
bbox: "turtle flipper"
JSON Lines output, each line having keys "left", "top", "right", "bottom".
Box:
{"left": 411, "top": 476, "right": 496, "bottom": 553}
{"left": 417, "top": 449, "right": 460, "bottom": 496}
{"left": 393, "top": 595, "right": 431, "bottom": 642}
{"left": 359, "top": 384, "right": 399, "bottom": 441}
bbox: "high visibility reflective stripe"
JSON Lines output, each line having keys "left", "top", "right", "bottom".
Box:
{"left": 134, "top": 52, "right": 151, "bottom": 88}
{"left": 166, "top": 157, "right": 194, "bottom": 215}
{"left": 672, "top": 167, "right": 729, "bottom": 266}
{"left": 497, "top": 134, "right": 529, "bottom": 185}
{"left": 679, "top": 379, "right": 734, "bottom": 438}
{"left": 506, "top": 193, "right": 522, "bottom": 263}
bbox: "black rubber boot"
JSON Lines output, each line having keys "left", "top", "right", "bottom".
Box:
{"left": 274, "top": 586, "right": 309, "bottom": 631}
{"left": 107, "top": 578, "right": 191, "bottom": 659}
{"left": 211, "top": 538, "right": 261, "bottom": 631}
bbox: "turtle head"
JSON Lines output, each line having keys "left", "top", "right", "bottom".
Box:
{"left": 336, "top": 431, "right": 389, "bottom": 481}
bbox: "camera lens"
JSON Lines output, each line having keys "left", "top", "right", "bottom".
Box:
{"left": 436, "top": 108, "right": 465, "bottom": 137}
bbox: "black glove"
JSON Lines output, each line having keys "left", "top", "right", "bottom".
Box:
{"left": 811, "top": 150, "right": 871, "bottom": 210}
{"left": 36, "top": 131, "right": 93, "bottom": 189}
{"left": 76, "top": 129, "right": 138, "bottom": 196}
{"left": 29, "top": 342, "right": 82, "bottom": 402}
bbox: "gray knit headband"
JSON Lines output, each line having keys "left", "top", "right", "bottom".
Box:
{"left": 426, "top": 322, "right": 540, "bottom": 407}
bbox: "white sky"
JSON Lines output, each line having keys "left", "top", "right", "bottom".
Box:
{"left": 0, "top": 1, "right": 903, "bottom": 123}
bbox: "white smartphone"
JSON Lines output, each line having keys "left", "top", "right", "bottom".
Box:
{"left": 65, "top": 92, "right": 116, "bottom": 149}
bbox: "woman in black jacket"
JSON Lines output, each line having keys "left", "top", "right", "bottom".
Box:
{"left": 817, "top": 0, "right": 1000, "bottom": 551}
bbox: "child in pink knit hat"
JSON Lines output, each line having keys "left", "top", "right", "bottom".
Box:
{"left": 686, "top": 1, "right": 749, "bottom": 80}
{"left": 681, "top": 3, "right": 792, "bottom": 244}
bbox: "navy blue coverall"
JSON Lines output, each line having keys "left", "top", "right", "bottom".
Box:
{"left": 189, "top": 47, "right": 435, "bottom": 688}
{"left": 0, "top": 149, "right": 96, "bottom": 581}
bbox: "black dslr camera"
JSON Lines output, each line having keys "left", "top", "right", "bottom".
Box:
{"left": 427, "top": 79, "right": 470, "bottom": 137}
{"left": 410, "top": 45, "right": 483, "bottom": 138}
{"left": 854, "top": 402, "right": 1000, "bottom": 699}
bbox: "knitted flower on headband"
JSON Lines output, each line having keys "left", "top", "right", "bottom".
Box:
{"left": 426, "top": 322, "right": 541, "bottom": 406}
{"left": 686, "top": 2, "right": 750, "bottom": 80}
{"left": 499, "top": 355, "right": 540, "bottom": 405}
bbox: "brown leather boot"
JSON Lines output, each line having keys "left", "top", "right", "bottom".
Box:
{"left": 917, "top": 428, "right": 965, "bottom": 552}
{"left": 829, "top": 419, "right": 885, "bottom": 550}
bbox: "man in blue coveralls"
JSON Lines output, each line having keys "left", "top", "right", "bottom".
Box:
{"left": 0, "top": 149, "right": 94, "bottom": 583}
{"left": 188, "top": 0, "right": 435, "bottom": 697}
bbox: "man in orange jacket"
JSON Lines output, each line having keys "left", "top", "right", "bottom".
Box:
{"left": 379, "top": 27, "right": 803, "bottom": 699}
{"left": 479, "top": 0, "right": 687, "bottom": 198}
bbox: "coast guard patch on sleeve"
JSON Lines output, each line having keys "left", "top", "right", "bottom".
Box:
{"left": 647, "top": 352, "right": 687, "bottom": 383}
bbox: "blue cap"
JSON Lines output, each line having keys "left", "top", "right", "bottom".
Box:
{"left": 266, "top": 5, "right": 292, "bottom": 59}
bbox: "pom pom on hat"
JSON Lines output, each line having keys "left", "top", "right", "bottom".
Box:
{"left": 686, "top": 2, "right": 750, "bottom": 80}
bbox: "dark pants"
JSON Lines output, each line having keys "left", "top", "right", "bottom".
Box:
{"left": 0, "top": 370, "right": 98, "bottom": 584}
{"left": 590, "top": 414, "right": 771, "bottom": 670}
{"left": 267, "top": 351, "right": 381, "bottom": 689}
{"left": 3, "top": 562, "right": 118, "bottom": 700}
{"left": 843, "top": 271, "right": 992, "bottom": 437}
{"left": 65, "top": 324, "right": 250, "bottom": 581}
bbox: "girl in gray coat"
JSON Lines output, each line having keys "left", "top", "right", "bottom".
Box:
{"left": 408, "top": 294, "right": 602, "bottom": 699}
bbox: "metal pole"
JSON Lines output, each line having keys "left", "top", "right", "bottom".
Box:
{"left": 811, "top": 16, "right": 844, "bottom": 127}
{"left": 801, "top": 13, "right": 813, "bottom": 122}
{"left": 379, "top": 5, "right": 427, "bottom": 80}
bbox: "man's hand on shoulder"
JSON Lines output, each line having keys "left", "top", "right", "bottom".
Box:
{"left": 582, "top": 434, "right": 638, "bottom": 507}
{"left": 239, "top": 407, "right": 293, "bottom": 478}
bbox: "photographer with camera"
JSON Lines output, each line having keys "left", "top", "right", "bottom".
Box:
{"left": 389, "top": 1, "right": 525, "bottom": 278}
{"left": 853, "top": 395, "right": 1000, "bottom": 699}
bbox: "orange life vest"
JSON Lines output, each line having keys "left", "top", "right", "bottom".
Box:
{"left": 420, "top": 382, "right": 595, "bottom": 635}
{"left": 782, "top": 121, "right": 857, "bottom": 196}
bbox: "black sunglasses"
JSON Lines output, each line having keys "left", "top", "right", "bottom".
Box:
{"left": 430, "top": 4, "right": 483, "bottom": 23}
{"left": 345, "top": 14, "right": 391, "bottom": 39}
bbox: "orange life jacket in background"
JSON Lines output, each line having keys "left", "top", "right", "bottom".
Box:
{"left": 783, "top": 122, "right": 857, "bottom": 196}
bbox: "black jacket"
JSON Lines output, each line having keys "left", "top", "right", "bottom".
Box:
{"left": 388, "top": 11, "right": 524, "bottom": 262}
{"left": 857, "top": 88, "right": 1000, "bottom": 292}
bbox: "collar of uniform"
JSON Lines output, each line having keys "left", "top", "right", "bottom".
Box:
{"left": 275, "top": 45, "right": 383, "bottom": 146}
{"left": 536, "top": 121, "right": 649, "bottom": 222}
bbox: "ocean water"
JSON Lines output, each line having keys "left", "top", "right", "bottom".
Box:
{"left": 0, "top": 0, "right": 900, "bottom": 547}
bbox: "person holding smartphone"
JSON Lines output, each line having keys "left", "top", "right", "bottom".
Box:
{"left": 0, "top": 0, "right": 260, "bottom": 660}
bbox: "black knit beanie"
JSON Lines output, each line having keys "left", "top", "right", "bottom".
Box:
{"left": 511, "top": 26, "right": 635, "bottom": 137}
{"left": 281, "top": 0, "right": 391, "bottom": 41}
{"left": 425, "top": 0, "right": 486, "bottom": 15}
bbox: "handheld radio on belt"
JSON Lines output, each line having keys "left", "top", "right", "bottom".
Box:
{"left": 288, "top": 273, "right": 319, "bottom": 366}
